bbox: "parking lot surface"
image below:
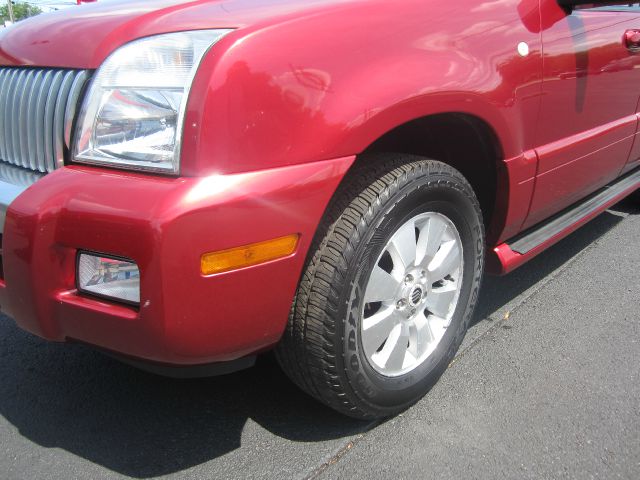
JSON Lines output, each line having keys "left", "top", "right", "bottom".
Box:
{"left": 1, "top": 198, "right": 638, "bottom": 480}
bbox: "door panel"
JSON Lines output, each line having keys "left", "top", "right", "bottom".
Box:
{"left": 623, "top": 96, "right": 640, "bottom": 175}
{"left": 624, "top": 131, "right": 640, "bottom": 175}
{"left": 524, "top": 1, "right": 640, "bottom": 229}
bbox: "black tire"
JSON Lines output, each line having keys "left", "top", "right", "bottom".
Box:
{"left": 275, "top": 154, "right": 485, "bottom": 419}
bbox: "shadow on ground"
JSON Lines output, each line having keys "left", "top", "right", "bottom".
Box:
{"left": 0, "top": 198, "right": 636, "bottom": 478}
{"left": 474, "top": 197, "right": 636, "bottom": 323}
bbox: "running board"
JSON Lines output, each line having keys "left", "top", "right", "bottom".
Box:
{"left": 490, "top": 168, "right": 640, "bottom": 275}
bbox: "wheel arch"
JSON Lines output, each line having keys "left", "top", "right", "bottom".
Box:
{"left": 348, "top": 111, "right": 509, "bottom": 245}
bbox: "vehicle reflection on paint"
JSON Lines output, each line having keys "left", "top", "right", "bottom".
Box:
{"left": 84, "top": 257, "right": 139, "bottom": 287}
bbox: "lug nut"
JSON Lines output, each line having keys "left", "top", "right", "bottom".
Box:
{"left": 396, "top": 300, "right": 406, "bottom": 309}
{"left": 405, "top": 274, "right": 414, "bottom": 283}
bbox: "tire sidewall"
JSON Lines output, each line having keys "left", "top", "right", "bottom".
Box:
{"left": 339, "top": 169, "right": 484, "bottom": 411}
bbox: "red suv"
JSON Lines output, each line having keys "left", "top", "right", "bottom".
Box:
{"left": 0, "top": 0, "right": 638, "bottom": 418}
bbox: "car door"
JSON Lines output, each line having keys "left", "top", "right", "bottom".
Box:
{"left": 624, "top": 94, "right": 640, "bottom": 174}
{"left": 523, "top": 0, "right": 640, "bottom": 229}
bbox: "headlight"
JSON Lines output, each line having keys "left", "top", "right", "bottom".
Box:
{"left": 73, "top": 30, "right": 232, "bottom": 174}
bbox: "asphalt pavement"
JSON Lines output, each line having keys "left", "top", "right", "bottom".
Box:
{"left": 1, "top": 197, "right": 638, "bottom": 480}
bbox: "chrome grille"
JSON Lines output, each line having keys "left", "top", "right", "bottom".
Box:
{"left": 0, "top": 161, "right": 43, "bottom": 187}
{"left": 0, "top": 67, "right": 90, "bottom": 174}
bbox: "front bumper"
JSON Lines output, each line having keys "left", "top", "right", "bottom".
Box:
{"left": 0, "top": 157, "right": 353, "bottom": 365}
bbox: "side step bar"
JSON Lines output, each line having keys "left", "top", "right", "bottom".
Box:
{"left": 490, "top": 168, "right": 640, "bottom": 275}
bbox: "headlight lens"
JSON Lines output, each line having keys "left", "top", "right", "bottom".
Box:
{"left": 73, "top": 30, "right": 231, "bottom": 173}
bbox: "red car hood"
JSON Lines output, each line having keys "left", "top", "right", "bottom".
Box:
{"left": 0, "top": 0, "right": 348, "bottom": 69}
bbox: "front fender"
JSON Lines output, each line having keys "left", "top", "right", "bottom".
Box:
{"left": 181, "top": 0, "right": 542, "bottom": 176}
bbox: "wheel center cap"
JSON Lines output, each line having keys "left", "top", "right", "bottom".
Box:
{"left": 409, "top": 286, "right": 424, "bottom": 306}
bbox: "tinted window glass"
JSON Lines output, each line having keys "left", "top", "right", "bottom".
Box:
{"left": 575, "top": 2, "right": 640, "bottom": 11}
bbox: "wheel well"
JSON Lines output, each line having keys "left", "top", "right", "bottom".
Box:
{"left": 360, "top": 113, "right": 502, "bottom": 230}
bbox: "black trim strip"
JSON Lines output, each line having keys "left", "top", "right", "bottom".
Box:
{"left": 508, "top": 168, "right": 640, "bottom": 255}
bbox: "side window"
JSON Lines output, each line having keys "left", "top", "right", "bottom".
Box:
{"left": 574, "top": 2, "right": 640, "bottom": 12}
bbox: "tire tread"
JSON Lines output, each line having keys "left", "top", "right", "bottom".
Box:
{"left": 276, "top": 154, "right": 483, "bottom": 418}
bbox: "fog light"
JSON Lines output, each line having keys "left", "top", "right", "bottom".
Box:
{"left": 201, "top": 234, "right": 299, "bottom": 275}
{"left": 77, "top": 253, "right": 140, "bottom": 304}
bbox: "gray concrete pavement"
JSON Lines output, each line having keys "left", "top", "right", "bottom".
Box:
{"left": 1, "top": 198, "right": 638, "bottom": 480}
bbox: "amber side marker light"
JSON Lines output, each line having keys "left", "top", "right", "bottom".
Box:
{"left": 201, "top": 234, "right": 300, "bottom": 275}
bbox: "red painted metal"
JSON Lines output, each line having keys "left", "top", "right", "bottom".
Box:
{"left": 624, "top": 96, "right": 640, "bottom": 174}
{"left": 523, "top": 1, "right": 640, "bottom": 229}
{"left": 0, "top": 0, "right": 638, "bottom": 364}
{"left": 0, "top": 158, "right": 353, "bottom": 363}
